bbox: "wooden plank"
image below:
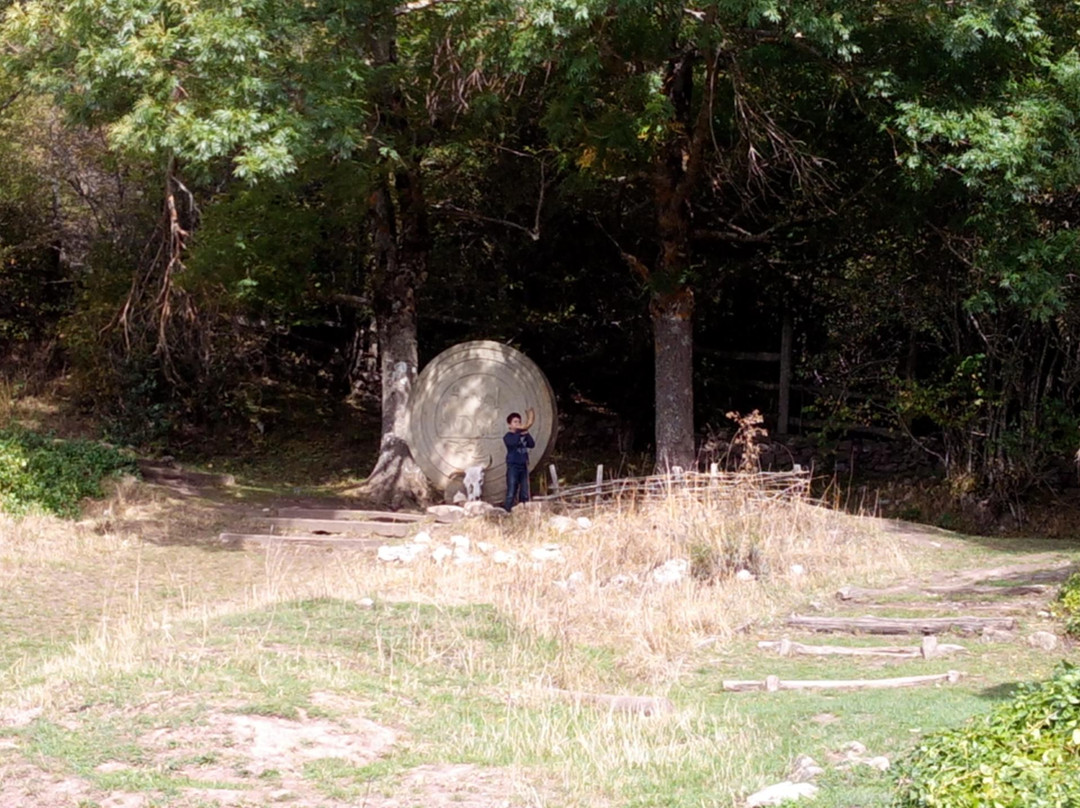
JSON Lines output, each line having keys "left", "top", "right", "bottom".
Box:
{"left": 758, "top": 637, "right": 967, "bottom": 659}
{"left": 265, "top": 518, "right": 411, "bottom": 537}
{"left": 272, "top": 508, "right": 426, "bottom": 522}
{"left": 219, "top": 533, "right": 386, "bottom": 549}
{"left": 786, "top": 614, "right": 1015, "bottom": 635}
{"left": 723, "top": 670, "right": 962, "bottom": 692}
{"left": 837, "top": 583, "right": 1050, "bottom": 601}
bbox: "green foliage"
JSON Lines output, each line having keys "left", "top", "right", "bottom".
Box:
{"left": 0, "top": 426, "right": 138, "bottom": 517}
{"left": 1051, "top": 573, "right": 1080, "bottom": 638}
{"left": 894, "top": 662, "right": 1080, "bottom": 808}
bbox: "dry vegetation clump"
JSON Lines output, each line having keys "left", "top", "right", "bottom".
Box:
{"left": 1, "top": 478, "right": 907, "bottom": 701}
{"left": 349, "top": 491, "right": 910, "bottom": 681}
{"left": 0, "top": 478, "right": 917, "bottom": 808}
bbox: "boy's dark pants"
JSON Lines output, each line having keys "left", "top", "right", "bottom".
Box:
{"left": 504, "top": 465, "right": 530, "bottom": 510}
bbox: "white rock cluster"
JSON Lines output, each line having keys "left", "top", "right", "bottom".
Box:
{"left": 744, "top": 743, "right": 889, "bottom": 807}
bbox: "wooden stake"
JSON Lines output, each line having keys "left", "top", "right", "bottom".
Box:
{"left": 548, "top": 464, "right": 560, "bottom": 493}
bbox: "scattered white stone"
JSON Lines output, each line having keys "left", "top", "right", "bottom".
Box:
{"left": 358, "top": 597, "right": 375, "bottom": 609}
{"left": 789, "top": 755, "right": 824, "bottom": 783}
{"left": 1028, "top": 630, "right": 1059, "bottom": 651}
{"left": 491, "top": 550, "right": 517, "bottom": 565}
{"left": 607, "top": 573, "right": 635, "bottom": 588}
{"left": 576, "top": 516, "right": 592, "bottom": 529}
{"left": 377, "top": 544, "right": 426, "bottom": 563}
{"left": 735, "top": 569, "right": 755, "bottom": 582}
{"left": 531, "top": 544, "right": 565, "bottom": 563}
{"left": 453, "top": 544, "right": 472, "bottom": 560}
{"left": 555, "top": 571, "right": 587, "bottom": 591}
{"left": 430, "top": 546, "right": 453, "bottom": 564}
{"left": 452, "top": 491, "right": 467, "bottom": 504}
{"left": 981, "top": 627, "right": 1014, "bottom": 643}
{"left": 745, "top": 781, "right": 818, "bottom": 807}
{"left": 651, "top": 559, "right": 689, "bottom": 585}
{"left": 413, "top": 531, "right": 433, "bottom": 545}
{"left": 453, "top": 554, "right": 482, "bottom": 565}
{"left": 548, "top": 515, "right": 576, "bottom": 534}
{"left": 862, "top": 756, "right": 891, "bottom": 771}
{"left": 789, "top": 564, "right": 806, "bottom": 576}
{"left": 426, "top": 504, "right": 466, "bottom": 522}
{"left": 476, "top": 541, "right": 493, "bottom": 554}
{"left": 450, "top": 534, "right": 470, "bottom": 550}
{"left": 464, "top": 500, "right": 498, "bottom": 517}
{"left": 841, "top": 741, "right": 867, "bottom": 757}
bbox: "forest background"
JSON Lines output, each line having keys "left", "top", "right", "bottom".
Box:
{"left": 2, "top": 0, "right": 1080, "bottom": 524}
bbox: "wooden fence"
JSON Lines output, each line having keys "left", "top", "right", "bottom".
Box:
{"left": 534, "top": 467, "right": 812, "bottom": 508}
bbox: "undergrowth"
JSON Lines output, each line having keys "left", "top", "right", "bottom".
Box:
{"left": 0, "top": 426, "right": 138, "bottom": 517}
{"left": 894, "top": 661, "right": 1080, "bottom": 808}
{"left": 1052, "top": 573, "right": 1080, "bottom": 638}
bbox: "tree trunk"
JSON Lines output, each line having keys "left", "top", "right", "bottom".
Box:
{"left": 648, "top": 50, "right": 704, "bottom": 472}
{"left": 652, "top": 288, "right": 695, "bottom": 469}
{"left": 361, "top": 169, "right": 433, "bottom": 509}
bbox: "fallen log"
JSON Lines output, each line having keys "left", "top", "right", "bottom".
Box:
{"left": 837, "top": 584, "right": 1050, "bottom": 601}
{"left": 137, "top": 460, "right": 235, "bottom": 487}
{"left": 264, "top": 518, "right": 411, "bottom": 537}
{"left": 548, "top": 688, "right": 675, "bottom": 717}
{"left": 758, "top": 635, "right": 967, "bottom": 659}
{"left": 272, "top": 507, "right": 426, "bottom": 522}
{"left": 723, "top": 670, "right": 962, "bottom": 692}
{"left": 219, "top": 533, "right": 384, "bottom": 550}
{"left": 787, "top": 614, "right": 1015, "bottom": 635}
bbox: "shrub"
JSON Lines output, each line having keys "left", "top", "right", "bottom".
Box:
{"left": 0, "top": 427, "right": 138, "bottom": 517}
{"left": 893, "top": 661, "right": 1080, "bottom": 808}
{"left": 1052, "top": 573, "right": 1080, "bottom": 638}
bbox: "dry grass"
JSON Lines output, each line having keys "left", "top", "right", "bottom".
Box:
{"left": 7, "top": 476, "right": 1072, "bottom": 808}
{"left": 0, "top": 479, "right": 907, "bottom": 703}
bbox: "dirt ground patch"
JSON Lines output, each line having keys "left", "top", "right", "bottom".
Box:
{"left": 1, "top": 692, "right": 536, "bottom": 808}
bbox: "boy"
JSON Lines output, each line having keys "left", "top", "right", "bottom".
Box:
{"left": 503, "top": 411, "right": 535, "bottom": 510}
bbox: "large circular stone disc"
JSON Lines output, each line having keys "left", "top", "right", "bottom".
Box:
{"left": 407, "top": 341, "right": 557, "bottom": 504}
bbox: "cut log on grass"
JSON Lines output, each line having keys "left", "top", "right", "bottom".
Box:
{"left": 219, "top": 533, "right": 385, "bottom": 550}
{"left": 272, "top": 508, "right": 426, "bottom": 522}
{"left": 548, "top": 688, "right": 675, "bottom": 717}
{"left": 786, "top": 614, "right": 1015, "bottom": 635}
{"left": 138, "top": 460, "right": 235, "bottom": 487}
{"left": 837, "top": 583, "right": 1050, "bottom": 601}
{"left": 264, "top": 518, "right": 411, "bottom": 537}
{"left": 758, "top": 635, "right": 967, "bottom": 659}
{"left": 723, "top": 670, "right": 962, "bottom": 692}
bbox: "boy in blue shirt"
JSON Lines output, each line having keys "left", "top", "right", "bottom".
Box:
{"left": 503, "top": 412, "right": 535, "bottom": 510}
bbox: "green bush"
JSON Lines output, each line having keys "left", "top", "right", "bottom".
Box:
{"left": 0, "top": 427, "right": 138, "bottom": 517}
{"left": 1052, "top": 573, "right": 1080, "bottom": 638}
{"left": 894, "top": 662, "right": 1080, "bottom": 808}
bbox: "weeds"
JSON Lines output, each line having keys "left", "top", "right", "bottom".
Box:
{"left": 1052, "top": 572, "right": 1080, "bottom": 637}
{"left": 0, "top": 426, "right": 138, "bottom": 517}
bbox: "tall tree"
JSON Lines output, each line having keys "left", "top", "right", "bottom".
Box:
{"left": 518, "top": 0, "right": 861, "bottom": 469}
{"left": 2, "top": 0, "right": 508, "bottom": 505}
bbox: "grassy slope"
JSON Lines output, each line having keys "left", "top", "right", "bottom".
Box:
{"left": 1, "top": 395, "right": 1079, "bottom": 807}
{"left": 1, "top": 473, "right": 1078, "bottom": 807}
